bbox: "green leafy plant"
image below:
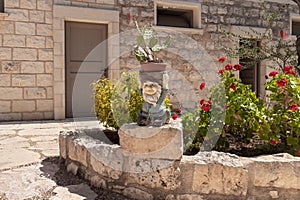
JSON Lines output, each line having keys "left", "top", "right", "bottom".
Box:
{"left": 265, "top": 66, "right": 300, "bottom": 155}
{"left": 182, "top": 59, "right": 271, "bottom": 155}
{"left": 133, "top": 21, "right": 173, "bottom": 62}
{"left": 93, "top": 72, "right": 143, "bottom": 129}
{"left": 224, "top": 10, "right": 299, "bottom": 74}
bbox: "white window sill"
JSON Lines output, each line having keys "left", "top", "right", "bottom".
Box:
{"left": 0, "top": 13, "right": 8, "bottom": 20}
{"left": 153, "top": 25, "right": 203, "bottom": 34}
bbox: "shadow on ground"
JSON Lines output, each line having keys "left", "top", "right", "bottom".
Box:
{"left": 39, "top": 157, "right": 132, "bottom": 200}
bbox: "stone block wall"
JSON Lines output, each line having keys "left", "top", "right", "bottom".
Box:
{"left": 60, "top": 130, "right": 300, "bottom": 200}
{"left": 0, "top": 0, "right": 298, "bottom": 121}
{"left": 0, "top": 0, "right": 54, "bottom": 121}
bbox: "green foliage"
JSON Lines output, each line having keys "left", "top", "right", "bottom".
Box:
{"left": 93, "top": 78, "right": 118, "bottom": 129}
{"left": 93, "top": 72, "right": 143, "bottom": 129}
{"left": 224, "top": 9, "right": 298, "bottom": 74}
{"left": 265, "top": 71, "right": 300, "bottom": 155}
{"left": 134, "top": 21, "right": 173, "bottom": 62}
{"left": 182, "top": 64, "right": 271, "bottom": 154}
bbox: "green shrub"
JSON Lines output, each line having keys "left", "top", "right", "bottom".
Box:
{"left": 182, "top": 62, "right": 271, "bottom": 155}
{"left": 265, "top": 67, "right": 300, "bottom": 155}
{"left": 93, "top": 72, "right": 143, "bottom": 129}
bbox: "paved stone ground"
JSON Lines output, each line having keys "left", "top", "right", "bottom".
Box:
{"left": 0, "top": 119, "right": 132, "bottom": 200}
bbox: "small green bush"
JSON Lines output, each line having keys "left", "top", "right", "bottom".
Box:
{"left": 93, "top": 72, "right": 143, "bottom": 129}
{"left": 182, "top": 62, "right": 271, "bottom": 155}
{"left": 265, "top": 67, "right": 300, "bottom": 155}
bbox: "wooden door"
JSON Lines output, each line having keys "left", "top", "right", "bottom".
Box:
{"left": 65, "top": 22, "right": 107, "bottom": 118}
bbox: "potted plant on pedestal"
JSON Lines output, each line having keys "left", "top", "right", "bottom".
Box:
{"left": 133, "top": 21, "right": 173, "bottom": 72}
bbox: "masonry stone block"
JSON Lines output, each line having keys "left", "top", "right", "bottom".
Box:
{"left": 24, "top": 88, "right": 46, "bottom": 99}
{"left": 46, "top": 37, "right": 54, "bottom": 48}
{"left": 13, "top": 48, "right": 37, "bottom": 61}
{"left": 2, "top": 61, "right": 21, "bottom": 73}
{"left": 16, "top": 22, "right": 35, "bottom": 35}
{"left": 22, "top": 112, "right": 44, "bottom": 120}
{"left": 37, "top": 0, "right": 53, "bottom": 11}
{"left": 36, "top": 100, "right": 53, "bottom": 111}
{"left": 0, "top": 101, "right": 11, "bottom": 112}
{"left": 45, "top": 11, "right": 53, "bottom": 24}
{"left": 20, "top": 0, "right": 37, "bottom": 9}
{"left": 191, "top": 151, "right": 248, "bottom": 196}
{"left": 46, "top": 87, "right": 53, "bottom": 98}
{"left": 67, "top": 136, "right": 88, "bottom": 167}
{"left": 12, "top": 75, "right": 36, "bottom": 86}
{"left": 244, "top": 154, "right": 300, "bottom": 190}
{"left": 38, "top": 49, "right": 53, "bottom": 61}
{"left": 0, "top": 113, "right": 22, "bottom": 121}
{"left": 12, "top": 100, "right": 35, "bottom": 112}
{"left": 4, "top": 0, "right": 20, "bottom": 8}
{"left": 21, "top": 62, "right": 44, "bottom": 73}
{"left": 26, "top": 36, "right": 46, "bottom": 48}
{"left": 45, "top": 62, "right": 54, "bottom": 73}
{"left": 6, "top": 9, "right": 29, "bottom": 21}
{"left": 0, "top": 21, "right": 14, "bottom": 34}
{"left": 37, "top": 74, "right": 53, "bottom": 86}
{"left": 0, "top": 48, "right": 12, "bottom": 60}
{"left": 29, "top": 10, "right": 45, "bottom": 23}
{"left": 0, "top": 74, "right": 11, "bottom": 86}
{"left": 3, "top": 35, "right": 26, "bottom": 47}
{"left": 37, "top": 24, "right": 52, "bottom": 36}
{"left": 43, "top": 111, "right": 54, "bottom": 119}
{"left": 0, "top": 88, "right": 23, "bottom": 100}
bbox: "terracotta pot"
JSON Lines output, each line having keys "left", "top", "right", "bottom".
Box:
{"left": 140, "top": 62, "right": 167, "bottom": 72}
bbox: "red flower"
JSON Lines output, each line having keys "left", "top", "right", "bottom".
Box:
{"left": 270, "top": 139, "right": 278, "bottom": 145}
{"left": 225, "top": 64, "right": 233, "bottom": 70}
{"left": 218, "top": 69, "right": 225, "bottom": 74}
{"left": 200, "top": 82, "right": 205, "bottom": 90}
{"left": 218, "top": 56, "right": 226, "bottom": 62}
{"left": 201, "top": 103, "right": 211, "bottom": 111}
{"left": 298, "top": 150, "right": 300, "bottom": 156}
{"left": 290, "top": 70, "right": 296, "bottom": 76}
{"left": 276, "top": 77, "right": 288, "bottom": 87}
{"left": 233, "top": 64, "right": 242, "bottom": 70}
{"left": 230, "top": 83, "right": 237, "bottom": 91}
{"left": 176, "top": 108, "right": 182, "bottom": 113}
{"left": 289, "top": 104, "right": 299, "bottom": 111}
{"left": 269, "top": 71, "right": 278, "bottom": 77}
{"left": 208, "top": 99, "right": 212, "bottom": 104}
{"left": 284, "top": 65, "right": 293, "bottom": 72}
{"left": 280, "top": 30, "right": 289, "bottom": 40}
{"left": 172, "top": 113, "right": 178, "bottom": 120}
{"left": 200, "top": 98, "right": 205, "bottom": 105}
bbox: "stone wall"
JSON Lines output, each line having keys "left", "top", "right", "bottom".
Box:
{"left": 0, "top": 0, "right": 298, "bottom": 121}
{"left": 0, "top": 0, "right": 54, "bottom": 121}
{"left": 59, "top": 129, "right": 300, "bottom": 200}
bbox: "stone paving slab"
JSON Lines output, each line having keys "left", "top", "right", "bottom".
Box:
{"left": 0, "top": 119, "right": 112, "bottom": 200}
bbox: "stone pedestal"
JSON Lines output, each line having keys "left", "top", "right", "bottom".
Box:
{"left": 118, "top": 120, "right": 183, "bottom": 160}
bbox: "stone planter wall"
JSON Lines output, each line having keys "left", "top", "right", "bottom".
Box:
{"left": 59, "top": 129, "right": 300, "bottom": 200}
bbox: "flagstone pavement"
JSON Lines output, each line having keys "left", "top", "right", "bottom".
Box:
{"left": 0, "top": 119, "right": 131, "bottom": 200}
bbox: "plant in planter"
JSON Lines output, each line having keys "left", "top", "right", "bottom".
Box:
{"left": 133, "top": 21, "right": 173, "bottom": 72}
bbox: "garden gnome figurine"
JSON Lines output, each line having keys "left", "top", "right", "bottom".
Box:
{"left": 137, "top": 71, "right": 171, "bottom": 126}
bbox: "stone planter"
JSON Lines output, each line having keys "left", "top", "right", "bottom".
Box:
{"left": 59, "top": 128, "right": 300, "bottom": 200}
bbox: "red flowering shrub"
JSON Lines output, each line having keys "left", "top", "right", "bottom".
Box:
{"left": 182, "top": 58, "right": 270, "bottom": 155}
{"left": 265, "top": 67, "right": 300, "bottom": 156}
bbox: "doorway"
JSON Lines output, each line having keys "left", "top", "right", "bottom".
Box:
{"left": 65, "top": 21, "right": 107, "bottom": 118}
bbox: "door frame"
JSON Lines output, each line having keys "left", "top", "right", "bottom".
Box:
{"left": 53, "top": 5, "right": 119, "bottom": 119}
